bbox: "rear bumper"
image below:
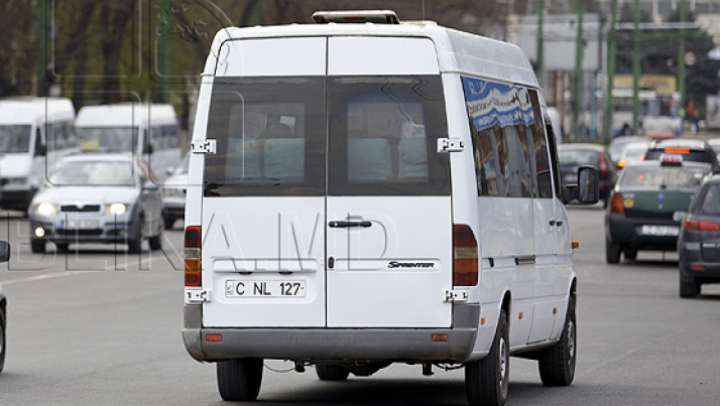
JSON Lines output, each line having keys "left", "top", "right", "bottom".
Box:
{"left": 678, "top": 242, "right": 720, "bottom": 281}
{"left": 182, "top": 304, "right": 480, "bottom": 363}
{"left": 606, "top": 214, "right": 679, "bottom": 250}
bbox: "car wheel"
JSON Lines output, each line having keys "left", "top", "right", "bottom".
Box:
{"left": 465, "top": 309, "right": 509, "bottom": 406}
{"left": 623, "top": 249, "right": 637, "bottom": 261}
{"left": 127, "top": 237, "right": 142, "bottom": 254}
{"left": 0, "top": 310, "right": 6, "bottom": 373}
{"left": 31, "top": 240, "right": 45, "bottom": 254}
{"left": 163, "top": 217, "right": 175, "bottom": 230}
{"left": 538, "top": 295, "right": 577, "bottom": 386}
{"left": 55, "top": 243, "right": 69, "bottom": 253}
{"left": 316, "top": 365, "right": 350, "bottom": 381}
{"left": 602, "top": 197, "right": 609, "bottom": 208}
{"left": 679, "top": 275, "right": 700, "bottom": 298}
{"left": 149, "top": 227, "right": 162, "bottom": 251}
{"left": 605, "top": 239, "right": 621, "bottom": 264}
{"left": 217, "top": 358, "right": 263, "bottom": 401}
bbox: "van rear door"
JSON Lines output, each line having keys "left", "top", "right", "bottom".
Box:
{"left": 324, "top": 37, "right": 453, "bottom": 328}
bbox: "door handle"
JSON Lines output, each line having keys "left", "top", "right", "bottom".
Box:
{"left": 549, "top": 220, "right": 563, "bottom": 227}
{"left": 328, "top": 221, "right": 372, "bottom": 228}
{"left": 549, "top": 220, "right": 556, "bottom": 226}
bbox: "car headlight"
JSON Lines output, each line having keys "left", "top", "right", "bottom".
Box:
{"left": 35, "top": 202, "right": 58, "bottom": 216}
{"left": 106, "top": 203, "right": 128, "bottom": 215}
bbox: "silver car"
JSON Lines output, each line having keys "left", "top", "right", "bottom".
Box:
{"left": 161, "top": 153, "right": 188, "bottom": 229}
{"left": 28, "top": 153, "right": 163, "bottom": 253}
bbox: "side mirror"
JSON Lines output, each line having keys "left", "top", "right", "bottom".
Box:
{"left": 576, "top": 165, "right": 600, "bottom": 204}
{"left": 561, "top": 165, "right": 600, "bottom": 204}
{"left": 0, "top": 240, "right": 10, "bottom": 263}
{"left": 673, "top": 211, "right": 688, "bottom": 223}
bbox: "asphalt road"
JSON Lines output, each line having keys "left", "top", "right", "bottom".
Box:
{"left": 0, "top": 205, "right": 719, "bottom": 406}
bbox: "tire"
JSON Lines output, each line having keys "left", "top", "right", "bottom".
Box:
{"left": 679, "top": 276, "right": 700, "bottom": 298}
{"left": 624, "top": 249, "right": 637, "bottom": 261}
{"left": 163, "top": 217, "right": 175, "bottom": 230}
{"left": 0, "top": 310, "right": 6, "bottom": 373}
{"left": 55, "top": 243, "right": 69, "bottom": 253}
{"left": 538, "top": 295, "right": 577, "bottom": 386}
{"left": 149, "top": 228, "right": 162, "bottom": 251}
{"left": 605, "top": 239, "right": 621, "bottom": 264}
{"left": 217, "top": 358, "right": 263, "bottom": 401}
{"left": 127, "top": 238, "right": 142, "bottom": 254}
{"left": 31, "top": 240, "right": 45, "bottom": 254}
{"left": 466, "top": 309, "right": 509, "bottom": 406}
{"left": 316, "top": 365, "right": 350, "bottom": 381}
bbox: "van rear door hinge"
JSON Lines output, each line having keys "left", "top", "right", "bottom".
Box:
{"left": 437, "top": 138, "right": 464, "bottom": 153}
{"left": 191, "top": 139, "right": 217, "bottom": 154}
{"left": 185, "top": 288, "right": 212, "bottom": 304}
{"left": 445, "top": 289, "right": 469, "bottom": 302}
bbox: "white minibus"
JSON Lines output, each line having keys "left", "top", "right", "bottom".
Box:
{"left": 0, "top": 97, "right": 76, "bottom": 211}
{"left": 181, "top": 10, "right": 598, "bottom": 406}
{"left": 75, "top": 103, "right": 181, "bottom": 183}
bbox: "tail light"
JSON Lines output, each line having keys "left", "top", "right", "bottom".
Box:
{"left": 453, "top": 224, "right": 478, "bottom": 286}
{"left": 599, "top": 153, "right": 608, "bottom": 176}
{"left": 610, "top": 192, "right": 624, "bottom": 214}
{"left": 184, "top": 225, "right": 202, "bottom": 287}
{"left": 684, "top": 218, "right": 720, "bottom": 232}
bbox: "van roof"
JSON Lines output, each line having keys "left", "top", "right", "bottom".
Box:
{"left": 0, "top": 97, "right": 75, "bottom": 125}
{"left": 75, "top": 103, "right": 177, "bottom": 127}
{"left": 205, "top": 21, "right": 538, "bottom": 87}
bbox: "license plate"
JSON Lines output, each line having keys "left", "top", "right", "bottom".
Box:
{"left": 64, "top": 219, "right": 99, "bottom": 229}
{"left": 641, "top": 225, "right": 679, "bottom": 236}
{"left": 225, "top": 280, "right": 306, "bottom": 298}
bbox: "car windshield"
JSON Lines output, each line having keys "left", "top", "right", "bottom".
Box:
{"left": 559, "top": 149, "right": 599, "bottom": 166}
{"left": 622, "top": 144, "right": 648, "bottom": 161}
{"left": 0, "top": 125, "right": 31, "bottom": 153}
{"left": 620, "top": 165, "right": 708, "bottom": 189}
{"left": 48, "top": 160, "right": 136, "bottom": 186}
{"left": 75, "top": 127, "right": 137, "bottom": 153}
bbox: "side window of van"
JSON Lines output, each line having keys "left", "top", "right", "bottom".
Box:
{"left": 463, "top": 77, "right": 539, "bottom": 198}
{"left": 527, "top": 90, "right": 554, "bottom": 198}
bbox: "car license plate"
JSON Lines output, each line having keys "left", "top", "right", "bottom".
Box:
{"left": 225, "top": 280, "right": 306, "bottom": 298}
{"left": 641, "top": 225, "right": 679, "bottom": 236}
{"left": 65, "top": 219, "right": 99, "bottom": 229}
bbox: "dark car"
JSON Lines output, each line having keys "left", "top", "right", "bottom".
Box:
{"left": 675, "top": 175, "right": 720, "bottom": 297}
{"left": 558, "top": 143, "right": 616, "bottom": 207}
{"left": 643, "top": 138, "right": 720, "bottom": 173}
{"left": 0, "top": 240, "right": 10, "bottom": 373}
{"left": 605, "top": 160, "right": 711, "bottom": 264}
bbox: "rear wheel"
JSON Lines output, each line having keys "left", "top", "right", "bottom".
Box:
{"left": 217, "top": 358, "right": 263, "bottom": 401}
{"left": 623, "top": 249, "right": 637, "bottom": 261}
{"left": 316, "top": 365, "right": 350, "bottom": 381}
{"left": 679, "top": 276, "right": 700, "bottom": 298}
{"left": 163, "top": 217, "right": 175, "bottom": 230}
{"left": 149, "top": 228, "right": 162, "bottom": 251}
{"left": 538, "top": 295, "right": 577, "bottom": 386}
{"left": 127, "top": 238, "right": 142, "bottom": 254}
{"left": 31, "top": 240, "right": 45, "bottom": 254}
{"left": 605, "top": 239, "right": 621, "bottom": 264}
{"left": 465, "top": 309, "right": 509, "bottom": 406}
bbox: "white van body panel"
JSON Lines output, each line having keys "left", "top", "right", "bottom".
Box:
{"left": 0, "top": 97, "right": 76, "bottom": 211}
{"left": 75, "top": 103, "right": 181, "bottom": 182}
{"left": 184, "top": 20, "right": 576, "bottom": 368}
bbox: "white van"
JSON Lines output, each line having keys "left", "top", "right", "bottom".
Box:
{"left": 0, "top": 97, "right": 76, "bottom": 211}
{"left": 75, "top": 103, "right": 181, "bottom": 183}
{"left": 182, "top": 11, "right": 598, "bottom": 406}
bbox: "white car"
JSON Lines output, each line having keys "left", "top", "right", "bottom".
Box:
{"left": 0, "top": 240, "right": 9, "bottom": 373}
{"left": 162, "top": 154, "right": 189, "bottom": 229}
{"left": 28, "top": 153, "right": 164, "bottom": 253}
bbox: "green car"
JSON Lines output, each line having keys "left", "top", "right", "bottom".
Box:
{"left": 605, "top": 160, "right": 711, "bottom": 263}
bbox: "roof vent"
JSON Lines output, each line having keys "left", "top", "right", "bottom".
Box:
{"left": 312, "top": 10, "right": 400, "bottom": 24}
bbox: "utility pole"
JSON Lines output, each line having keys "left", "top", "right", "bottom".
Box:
{"left": 158, "top": 0, "right": 169, "bottom": 103}
{"left": 678, "top": 0, "right": 686, "bottom": 109}
{"left": 536, "top": 0, "right": 545, "bottom": 80}
{"left": 632, "top": 0, "right": 641, "bottom": 134}
{"left": 603, "top": 0, "right": 618, "bottom": 143}
{"left": 37, "top": 0, "right": 47, "bottom": 96}
{"left": 573, "top": 0, "right": 585, "bottom": 140}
